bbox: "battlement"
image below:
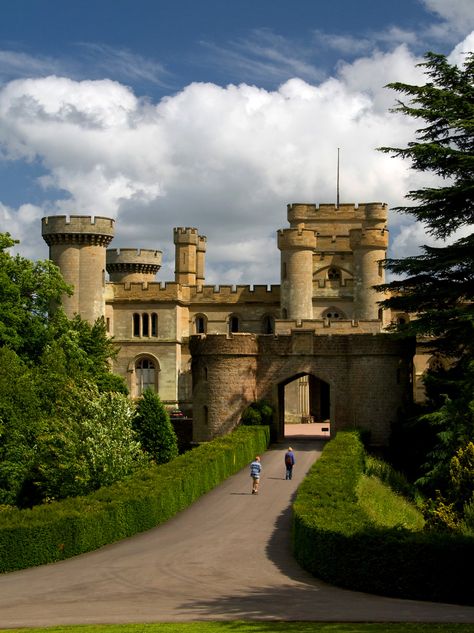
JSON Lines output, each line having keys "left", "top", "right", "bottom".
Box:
{"left": 106, "top": 248, "right": 162, "bottom": 273}
{"left": 42, "top": 215, "right": 115, "bottom": 246}
{"left": 349, "top": 227, "right": 389, "bottom": 250}
{"left": 189, "top": 333, "right": 259, "bottom": 356}
{"left": 173, "top": 227, "right": 200, "bottom": 245}
{"left": 287, "top": 202, "right": 387, "bottom": 224}
{"left": 108, "top": 281, "right": 280, "bottom": 304}
{"left": 277, "top": 228, "right": 317, "bottom": 250}
{"left": 274, "top": 319, "right": 382, "bottom": 335}
{"left": 197, "top": 235, "right": 207, "bottom": 251}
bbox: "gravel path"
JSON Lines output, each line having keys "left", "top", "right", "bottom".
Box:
{"left": 1, "top": 432, "right": 474, "bottom": 628}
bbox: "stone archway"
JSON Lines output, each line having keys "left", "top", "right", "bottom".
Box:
{"left": 190, "top": 331, "right": 414, "bottom": 446}
{"left": 277, "top": 372, "right": 331, "bottom": 438}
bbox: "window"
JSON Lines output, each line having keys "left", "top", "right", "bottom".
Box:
{"left": 322, "top": 307, "right": 346, "bottom": 320}
{"left": 229, "top": 315, "right": 239, "bottom": 333}
{"left": 135, "top": 357, "right": 156, "bottom": 395}
{"left": 195, "top": 315, "right": 207, "bottom": 334}
{"left": 262, "top": 315, "right": 275, "bottom": 334}
{"left": 132, "top": 313, "right": 158, "bottom": 338}
{"left": 327, "top": 267, "right": 341, "bottom": 281}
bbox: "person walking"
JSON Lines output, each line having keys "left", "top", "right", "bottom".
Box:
{"left": 250, "top": 456, "right": 261, "bottom": 494}
{"left": 284, "top": 447, "right": 295, "bottom": 480}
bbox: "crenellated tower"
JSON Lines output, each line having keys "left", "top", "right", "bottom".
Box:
{"left": 106, "top": 248, "right": 162, "bottom": 283}
{"left": 349, "top": 203, "right": 388, "bottom": 320}
{"left": 173, "top": 227, "right": 206, "bottom": 285}
{"left": 277, "top": 227, "right": 317, "bottom": 319}
{"left": 42, "top": 215, "right": 115, "bottom": 322}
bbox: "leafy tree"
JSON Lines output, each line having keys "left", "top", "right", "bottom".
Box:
{"left": 34, "top": 383, "right": 145, "bottom": 500}
{"left": 241, "top": 400, "right": 274, "bottom": 426}
{"left": 0, "top": 348, "right": 44, "bottom": 505}
{"left": 0, "top": 233, "right": 72, "bottom": 360}
{"left": 134, "top": 390, "right": 178, "bottom": 464}
{"left": 377, "top": 52, "right": 474, "bottom": 360}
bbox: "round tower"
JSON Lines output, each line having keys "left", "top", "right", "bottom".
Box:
{"left": 173, "top": 227, "right": 198, "bottom": 285}
{"left": 42, "top": 215, "right": 115, "bottom": 322}
{"left": 277, "top": 228, "right": 317, "bottom": 320}
{"left": 349, "top": 203, "right": 389, "bottom": 321}
{"left": 106, "top": 248, "right": 162, "bottom": 283}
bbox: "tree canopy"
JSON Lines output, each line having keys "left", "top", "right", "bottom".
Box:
{"left": 377, "top": 52, "right": 474, "bottom": 359}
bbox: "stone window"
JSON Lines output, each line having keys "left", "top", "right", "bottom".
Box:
{"left": 327, "top": 267, "right": 341, "bottom": 281}
{"left": 262, "top": 315, "right": 275, "bottom": 334}
{"left": 229, "top": 315, "right": 240, "bottom": 333}
{"left": 195, "top": 314, "right": 207, "bottom": 334}
{"left": 322, "top": 307, "right": 346, "bottom": 320}
{"left": 132, "top": 312, "right": 159, "bottom": 337}
{"left": 135, "top": 357, "right": 157, "bottom": 395}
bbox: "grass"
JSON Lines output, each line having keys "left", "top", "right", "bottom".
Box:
{"left": 357, "top": 474, "right": 425, "bottom": 530}
{"left": 3, "top": 624, "right": 474, "bottom": 633}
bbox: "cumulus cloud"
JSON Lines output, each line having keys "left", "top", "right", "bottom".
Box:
{"left": 0, "top": 38, "right": 471, "bottom": 284}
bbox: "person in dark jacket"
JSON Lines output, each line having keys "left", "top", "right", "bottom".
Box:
{"left": 284, "top": 447, "right": 295, "bottom": 480}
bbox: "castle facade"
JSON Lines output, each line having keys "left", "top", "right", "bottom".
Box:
{"left": 42, "top": 202, "right": 426, "bottom": 445}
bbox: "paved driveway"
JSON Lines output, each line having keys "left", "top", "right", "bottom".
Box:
{"left": 1, "top": 435, "right": 474, "bottom": 628}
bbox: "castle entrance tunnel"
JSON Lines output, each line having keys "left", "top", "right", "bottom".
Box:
{"left": 280, "top": 373, "right": 331, "bottom": 439}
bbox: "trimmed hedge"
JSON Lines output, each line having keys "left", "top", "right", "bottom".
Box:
{"left": 292, "top": 430, "right": 474, "bottom": 605}
{"left": 0, "top": 425, "right": 269, "bottom": 573}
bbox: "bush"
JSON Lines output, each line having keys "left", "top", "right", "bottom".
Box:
{"left": 0, "top": 425, "right": 270, "bottom": 573}
{"left": 133, "top": 390, "right": 179, "bottom": 464}
{"left": 292, "top": 430, "right": 474, "bottom": 605}
{"left": 241, "top": 400, "right": 274, "bottom": 426}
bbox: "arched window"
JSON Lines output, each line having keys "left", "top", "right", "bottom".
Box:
{"left": 142, "top": 313, "right": 149, "bottom": 337}
{"left": 327, "top": 267, "right": 341, "bottom": 281}
{"left": 322, "top": 307, "right": 346, "bottom": 320}
{"left": 133, "top": 313, "right": 140, "bottom": 337}
{"left": 229, "top": 315, "right": 239, "bottom": 333}
{"left": 135, "top": 357, "right": 157, "bottom": 395}
{"left": 262, "top": 315, "right": 275, "bottom": 334}
{"left": 132, "top": 313, "right": 158, "bottom": 338}
{"left": 151, "top": 313, "right": 158, "bottom": 337}
{"left": 195, "top": 314, "right": 207, "bottom": 334}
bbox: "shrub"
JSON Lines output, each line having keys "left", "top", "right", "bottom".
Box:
{"left": 133, "top": 390, "right": 179, "bottom": 464}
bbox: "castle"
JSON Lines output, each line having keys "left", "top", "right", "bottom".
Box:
{"left": 42, "top": 202, "right": 429, "bottom": 445}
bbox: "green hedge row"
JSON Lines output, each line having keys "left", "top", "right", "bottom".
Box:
{"left": 0, "top": 425, "right": 270, "bottom": 573}
{"left": 292, "top": 430, "right": 474, "bottom": 605}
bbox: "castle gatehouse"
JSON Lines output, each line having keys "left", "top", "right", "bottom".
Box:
{"left": 41, "top": 202, "right": 424, "bottom": 446}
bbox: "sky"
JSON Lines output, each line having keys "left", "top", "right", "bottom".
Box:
{"left": 0, "top": 0, "right": 473, "bottom": 284}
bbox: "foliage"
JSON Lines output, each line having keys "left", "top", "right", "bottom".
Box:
{"left": 34, "top": 383, "right": 145, "bottom": 501}
{"left": 293, "top": 431, "right": 474, "bottom": 605}
{"left": 0, "top": 426, "right": 270, "bottom": 572}
{"left": 364, "top": 454, "right": 418, "bottom": 501}
{"left": 377, "top": 52, "right": 474, "bottom": 359}
{"left": 240, "top": 400, "right": 274, "bottom": 426}
{"left": 0, "top": 233, "right": 72, "bottom": 361}
{"left": 0, "top": 348, "right": 44, "bottom": 506}
{"left": 133, "top": 390, "right": 178, "bottom": 464}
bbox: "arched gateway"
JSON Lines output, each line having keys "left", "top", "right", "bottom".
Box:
{"left": 190, "top": 331, "right": 414, "bottom": 446}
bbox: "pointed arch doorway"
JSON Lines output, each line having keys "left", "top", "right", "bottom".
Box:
{"left": 278, "top": 373, "right": 331, "bottom": 439}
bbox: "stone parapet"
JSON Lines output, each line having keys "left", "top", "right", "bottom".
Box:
{"left": 349, "top": 228, "right": 389, "bottom": 250}
{"left": 106, "top": 248, "right": 162, "bottom": 279}
{"left": 173, "top": 227, "right": 200, "bottom": 245}
{"left": 287, "top": 202, "right": 387, "bottom": 224}
{"left": 42, "top": 215, "right": 115, "bottom": 246}
{"left": 277, "top": 227, "right": 317, "bottom": 251}
{"left": 189, "top": 333, "right": 259, "bottom": 356}
{"left": 274, "top": 319, "right": 382, "bottom": 335}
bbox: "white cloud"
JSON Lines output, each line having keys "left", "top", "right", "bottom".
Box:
{"left": 0, "top": 39, "right": 471, "bottom": 284}
{"left": 422, "top": 0, "right": 474, "bottom": 35}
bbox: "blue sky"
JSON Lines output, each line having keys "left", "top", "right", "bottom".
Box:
{"left": 0, "top": 0, "right": 473, "bottom": 283}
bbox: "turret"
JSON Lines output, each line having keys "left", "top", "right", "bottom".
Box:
{"left": 42, "top": 215, "right": 115, "bottom": 322}
{"left": 106, "top": 248, "right": 162, "bottom": 283}
{"left": 174, "top": 227, "right": 204, "bottom": 285}
{"left": 349, "top": 203, "right": 388, "bottom": 320}
{"left": 196, "top": 234, "right": 207, "bottom": 286}
{"left": 277, "top": 227, "right": 317, "bottom": 319}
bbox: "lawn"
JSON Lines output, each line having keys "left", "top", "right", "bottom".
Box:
{"left": 3, "top": 622, "right": 474, "bottom": 633}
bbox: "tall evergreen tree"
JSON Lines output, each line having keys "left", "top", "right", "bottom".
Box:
{"left": 134, "top": 390, "right": 179, "bottom": 464}
{"left": 377, "top": 52, "right": 474, "bottom": 360}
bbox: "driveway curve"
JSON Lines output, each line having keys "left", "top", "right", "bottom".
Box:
{"left": 1, "top": 434, "right": 474, "bottom": 628}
